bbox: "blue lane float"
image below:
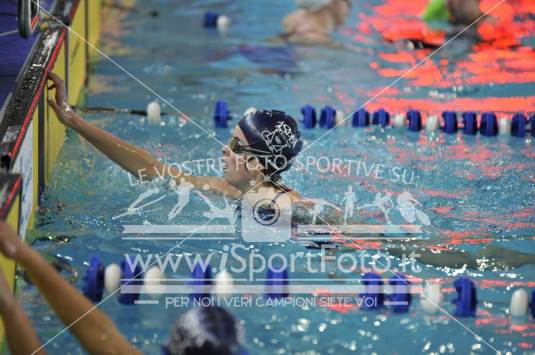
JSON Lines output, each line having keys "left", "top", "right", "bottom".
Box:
{"left": 531, "top": 290, "right": 535, "bottom": 318}
{"left": 452, "top": 276, "right": 477, "bottom": 317}
{"left": 360, "top": 272, "right": 384, "bottom": 310}
{"left": 189, "top": 263, "right": 213, "bottom": 302}
{"left": 319, "top": 105, "right": 336, "bottom": 129}
{"left": 118, "top": 258, "right": 144, "bottom": 305}
{"left": 388, "top": 273, "right": 412, "bottom": 313}
{"left": 480, "top": 112, "right": 498, "bottom": 137}
{"left": 407, "top": 110, "right": 422, "bottom": 132}
{"left": 442, "top": 111, "right": 458, "bottom": 134}
{"left": 531, "top": 115, "right": 535, "bottom": 137}
{"left": 352, "top": 108, "right": 370, "bottom": 127}
{"left": 301, "top": 105, "right": 317, "bottom": 129}
{"left": 82, "top": 255, "right": 105, "bottom": 303}
{"left": 462, "top": 112, "right": 478, "bottom": 135}
{"left": 265, "top": 266, "right": 289, "bottom": 299}
{"left": 214, "top": 100, "right": 231, "bottom": 128}
{"left": 372, "top": 108, "right": 390, "bottom": 127}
{"left": 512, "top": 113, "right": 527, "bottom": 138}
{"left": 203, "top": 11, "right": 219, "bottom": 28}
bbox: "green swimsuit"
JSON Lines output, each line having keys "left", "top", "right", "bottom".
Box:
{"left": 422, "top": 0, "right": 450, "bottom": 23}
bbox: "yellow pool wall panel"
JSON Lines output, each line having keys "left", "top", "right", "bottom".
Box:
{"left": 0, "top": 195, "right": 21, "bottom": 350}
{"left": 88, "top": 0, "right": 102, "bottom": 48}
{"left": 68, "top": 0, "right": 88, "bottom": 106}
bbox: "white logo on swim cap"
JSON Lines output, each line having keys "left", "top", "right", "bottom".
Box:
{"left": 261, "top": 121, "right": 298, "bottom": 154}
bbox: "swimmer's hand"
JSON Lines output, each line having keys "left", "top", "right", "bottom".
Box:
{"left": 0, "top": 221, "right": 24, "bottom": 260}
{"left": 47, "top": 73, "right": 81, "bottom": 128}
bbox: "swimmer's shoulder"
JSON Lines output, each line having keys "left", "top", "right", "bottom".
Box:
{"left": 287, "top": 189, "right": 302, "bottom": 201}
{"left": 283, "top": 9, "right": 307, "bottom": 28}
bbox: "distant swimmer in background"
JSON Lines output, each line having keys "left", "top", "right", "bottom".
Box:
{"left": 422, "top": 0, "right": 484, "bottom": 27}
{"left": 419, "top": 0, "right": 519, "bottom": 48}
{"left": 243, "top": 0, "right": 353, "bottom": 75}
{"left": 382, "top": 0, "right": 488, "bottom": 49}
{"left": 280, "top": 0, "right": 352, "bottom": 45}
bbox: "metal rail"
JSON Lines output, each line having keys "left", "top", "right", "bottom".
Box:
{"left": 17, "top": 0, "right": 40, "bottom": 38}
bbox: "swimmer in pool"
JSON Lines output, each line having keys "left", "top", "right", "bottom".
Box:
{"left": 46, "top": 74, "right": 535, "bottom": 268}
{"left": 0, "top": 221, "right": 244, "bottom": 354}
{"left": 280, "top": 0, "right": 352, "bottom": 45}
{"left": 47, "top": 73, "right": 340, "bottom": 224}
{"left": 422, "top": 0, "right": 483, "bottom": 26}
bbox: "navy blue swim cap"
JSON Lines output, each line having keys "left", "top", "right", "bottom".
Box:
{"left": 164, "top": 306, "right": 244, "bottom": 355}
{"left": 238, "top": 109, "right": 302, "bottom": 178}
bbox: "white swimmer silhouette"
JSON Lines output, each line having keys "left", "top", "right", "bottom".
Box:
{"left": 340, "top": 185, "right": 357, "bottom": 225}
{"left": 168, "top": 178, "right": 195, "bottom": 220}
{"left": 357, "top": 192, "right": 394, "bottom": 224}
{"left": 112, "top": 187, "right": 165, "bottom": 220}
{"left": 194, "top": 191, "right": 237, "bottom": 225}
{"left": 307, "top": 199, "right": 339, "bottom": 224}
{"left": 396, "top": 191, "right": 430, "bottom": 225}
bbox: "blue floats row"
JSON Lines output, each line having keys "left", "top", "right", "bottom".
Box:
{"left": 84, "top": 256, "right": 535, "bottom": 319}
{"left": 213, "top": 101, "right": 533, "bottom": 138}
{"left": 190, "top": 264, "right": 289, "bottom": 301}
{"left": 352, "top": 108, "right": 391, "bottom": 127}
{"left": 83, "top": 256, "right": 144, "bottom": 304}
{"left": 302, "top": 105, "right": 338, "bottom": 129}
{"left": 301, "top": 104, "right": 533, "bottom": 138}
{"left": 349, "top": 108, "right": 534, "bottom": 137}
{"left": 360, "top": 274, "right": 476, "bottom": 316}
{"left": 362, "top": 274, "right": 535, "bottom": 319}
{"left": 82, "top": 255, "right": 157, "bottom": 305}
{"left": 360, "top": 272, "right": 411, "bottom": 313}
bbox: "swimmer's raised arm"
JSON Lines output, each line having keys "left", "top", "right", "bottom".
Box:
{"left": 0, "top": 264, "right": 44, "bottom": 354}
{"left": 47, "top": 73, "right": 166, "bottom": 178}
{"left": 0, "top": 222, "right": 141, "bottom": 355}
{"left": 47, "top": 74, "right": 237, "bottom": 196}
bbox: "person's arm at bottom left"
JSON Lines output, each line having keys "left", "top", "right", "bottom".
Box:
{"left": 0, "top": 266, "right": 45, "bottom": 354}
{"left": 0, "top": 221, "right": 141, "bottom": 355}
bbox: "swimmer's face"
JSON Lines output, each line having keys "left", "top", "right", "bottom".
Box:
{"left": 222, "top": 126, "right": 264, "bottom": 189}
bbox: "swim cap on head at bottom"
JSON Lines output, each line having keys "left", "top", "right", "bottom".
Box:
{"left": 164, "top": 306, "right": 246, "bottom": 355}
{"left": 238, "top": 109, "right": 302, "bottom": 180}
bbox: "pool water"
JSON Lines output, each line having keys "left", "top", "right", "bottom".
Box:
{"left": 23, "top": 0, "right": 535, "bottom": 354}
